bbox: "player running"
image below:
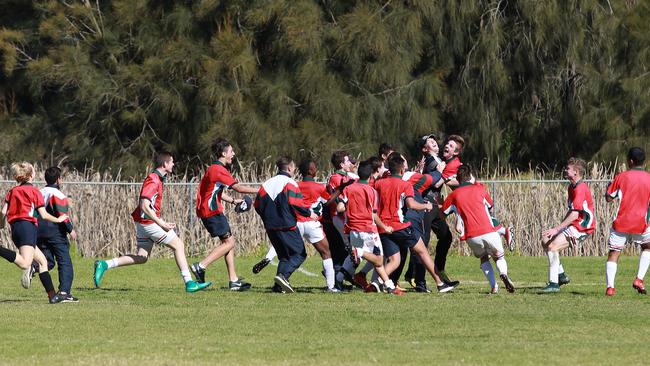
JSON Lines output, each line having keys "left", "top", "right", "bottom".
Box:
{"left": 539, "top": 158, "right": 596, "bottom": 293}
{"left": 442, "top": 165, "right": 515, "bottom": 294}
{"left": 604, "top": 147, "right": 650, "bottom": 296}
{"left": 93, "top": 152, "right": 210, "bottom": 293}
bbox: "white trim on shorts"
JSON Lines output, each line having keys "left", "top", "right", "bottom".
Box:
{"left": 465, "top": 231, "right": 504, "bottom": 258}
{"left": 608, "top": 228, "right": 650, "bottom": 251}
{"left": 348, "top": 231, "right": 383, "bottom": 257}
{"left": 297, "top": 220, "right": 326, "bottom": 244}
{"left": 135, "top": 222, "right": 178, "bottom": 249}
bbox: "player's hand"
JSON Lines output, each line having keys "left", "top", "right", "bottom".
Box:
{"left": 384, "top": 226, "right": 393, "bottom": 234}
{"left": 424, "top": 201, "right": 433, "bottom": 211}
{"left": 436, "top": 161, "right": 446, "bottom": 173}
{"left": 414, "top": 157, "right": 425, "bottom": 173}
{"left": 160, "top": 222, "right": 176, "bottom": 232}
{"left": 69, "top": 230, "right": 78, "bottom": 241}
{"left": 542, "top": 228, "right": 558, "bottom": 239}
{"left": 233, "top": 199, "right": 243, "bottom": 205}
{"left": 339, "top": 179, "right": 355, "bottom": 189}
{"left": 56, "top": 214, "right": 68, "bottom": 223}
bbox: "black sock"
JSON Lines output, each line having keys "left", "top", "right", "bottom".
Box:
{"left": 0, "top": 246, "right": 17, "bottom": 263}
{"left": 39, "top": 272, "right": 56, "bottom": 298}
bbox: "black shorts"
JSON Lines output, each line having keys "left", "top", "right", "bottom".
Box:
{"left": 201, "top": 214, "right": 232, "bottom": 239}
{"left": 380, "top": 226, "right": 419, "bottom": 257}
{"left": 11, "top": 220, "right": 38, "bottom": 247}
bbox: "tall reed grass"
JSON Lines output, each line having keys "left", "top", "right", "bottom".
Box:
{"left": 0, "top": 162, "right": 642, "bottom": 258}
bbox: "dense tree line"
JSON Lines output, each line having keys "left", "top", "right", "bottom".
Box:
{"left": 1, "top": 0, "right": 649, "bottom": 177}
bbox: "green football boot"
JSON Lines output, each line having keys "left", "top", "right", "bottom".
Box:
{"left": 558, "top": 273, "right": 571, "bottom": 286}
{"left": 185, "top": 280, "right": 212, "bottom": 293}
{"left": 539, "top": 282, "right": 561, "bottom": 293}
{"left": 93, "top": 260, "right": 108, "bottom": 288}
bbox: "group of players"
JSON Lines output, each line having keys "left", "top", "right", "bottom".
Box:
{"left": 1, "top": 135, "right": 649, "bottom": 302}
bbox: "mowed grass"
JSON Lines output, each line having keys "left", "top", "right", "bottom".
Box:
{"left": 1, "top": 255, "right": 649, "bottom": 365}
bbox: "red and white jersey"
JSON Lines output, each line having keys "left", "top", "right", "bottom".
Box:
{"left": 296, "top": 178, "right": 330, "bottom": 223}
{"left": 442, "top": 156, "right": 462, "bottom": 180}
{"left": 4, "top": 183, "right": 44, "bottom": 224}
{"left": 374, "top": 176, "right": 414, "bottom": 233}
{"left": 323, "top": 170, "right": 356, "bottom": 222}
{"left": 606, "top": 168, "right": 650, "bottom": 234}
{"left": 567, "top": 180, "right": 596, "bottom": 234}
{"left": 403, "top": 171, "right": 434, "bottom": 195}
{"left": 442, "top": 182, "right": 496, "bottom": 239}
{"left": 196, "top": 161, "right": 238, "bottom": 218}
{"left": 41, "top": 186, "right": 71, "bottom": 222}
{"left": 132, "top": 170, "right": 165, "bottom": 224}
{"left": 340, "top": 181, "right": 378, "bottom": 233}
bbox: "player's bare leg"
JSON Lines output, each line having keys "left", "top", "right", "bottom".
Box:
{"left": 411, "top": 239, "right": 455, "bottom": 292}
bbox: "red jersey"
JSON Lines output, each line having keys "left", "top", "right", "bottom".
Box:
{"left": 4, "top": 183, "right": 44, "bottom": 224}
{"left": 567, "top": 180, "right": 596, "bottom": 234}
{"left": 296, "top": 178, "right": 330, "bottom": 223}
{"left": 131, "top": 170, "right": 165, "bottom": 224}
{"left": 442, "top": 182, "right": 496, "bottom": 239}
{"left": 403, "top": 172, "right": 434, "bottom": 194}
{"left": 323, "top": 171, "right": 356, "bottom": 222}
{"left": 442, "top": 156, "right": 462, "bottom": 179}
{"left": 606, "top": 168, "right": 650, "bottom": 234}
{"left": 196, "top": 161, "right": 238, "bottom": 218}
{"left": 341, "top": 181, "right": 378, "bottom": 233}
{"left": 374, "top": 176, "right": 414, "bottom": 233}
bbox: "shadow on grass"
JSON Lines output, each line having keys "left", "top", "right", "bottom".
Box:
{"left": 0, "top": 299, "right": 29, "bottom": 303}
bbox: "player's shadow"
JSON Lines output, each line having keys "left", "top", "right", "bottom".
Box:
{"left": 0, "top": 299, "right": 29, "bottom": 303}
{"left": 77, "top": 286, "right": 135, "bottom": 292}
{"left": 518, "top": 285, "right": 588, "bottom": 296}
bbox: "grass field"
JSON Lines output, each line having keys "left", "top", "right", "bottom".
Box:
{"left": 1, "top": 255, "right": 648, "bottom": 365}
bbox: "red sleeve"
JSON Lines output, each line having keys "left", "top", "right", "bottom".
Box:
{"left": 4, "top": 190, "right": 10, "bottom": 203}
{"left": 484, "top": 188, "right": 494, "bottom": 208}
{"left": 319, "top": 185, "right": 331, "bottom": 201}
{"left": 372, "top": 188, "right": 379, "bottom": 213}
{"left": 33, "top": 188, "right": 45, "bottom": 208}
{"left": 404, "top": 182, "right": 414, "bottom": 198}
{"left": 286, "top": 183, "right": 311, "bottom": 217}
{"left": 442, "top": 193, "right": 454, "bottom": 215}
{"left": 340, "top": 187, "right": 349, "bottom": 203}
{"left": 606, "top": 175, "right": 620, "bottom": 198}
{"left": 327, "top": 175, "right": 342, "bottom": 192}
{"left": 140, "top": 176, "right": 158, "bottom": 200}
{"left": 217, "top": 169, "right": 238, "bottom": 188}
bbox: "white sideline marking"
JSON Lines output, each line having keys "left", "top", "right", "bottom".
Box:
{"left": 269, "top": 260, "right": 319, "bottom": 277}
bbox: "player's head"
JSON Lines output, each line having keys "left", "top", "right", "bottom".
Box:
{"left": 357, "top": 160, "right": 373, "bottom": 181}
{"left": 378, "top": 143, "right": 394, "bottom": 161}
{"left": 456, "top": 164, "right": 472, "bottom": 183}
{"left": 11, "top": 162, "right": 35, "bottom": 184}
{"left": 44, "top": 167, "right": 62, "bottom": 185}
{"left": 331, "top": 150, "right": 352, "bottom": 172}
{"left": 154, "top": 151, "right": 174, "bottom": 173}
{"left": 366, "top": 156, "right": 386, "bottom": 177}
{"left": 213, "top": 138, "right": 235, "bottom": 164}
{"left": 387, "top": 151, "right": 408, "bottom": 171}
{"left": 443, "top": 135, "right": 464, "bottom": 159}
{"left": 565, "top": 157, "right": 586, "bottom": 180}
{"left": 627, "top": 147, "right": 645, "bottom": 167}
{"left": 387, "top": 153, "right": 406, "bottom": 175}
{"left": 418, "top": 134, "right": 439, "bottom": 156}
{"left": 276, "top": 156, "right": 295, "bottom": 175}
{"left": 298, "top": 159, "right": 317, "bottom": 178}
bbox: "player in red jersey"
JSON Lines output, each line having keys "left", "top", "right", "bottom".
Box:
{"left": 442, "top": 165, "right": 515, "bottom": 294}
{"left": 192, "top": 138, "right": 259, "bottom": 290}
{"left": 1, "top": 162, "right": 68, "bottom": 301}
{"left": 539, "top": 158, "right": 596, "bottom": 293}
{"left": 374, "top": 153, "right": 456, "bottom": 293}
{"left": 604, "top": 147, "right": 650, "bottom": 296}
{"left": 93, "top": 152, "right": 211, "bottom": 293}
{"left": 336, "top": 160, "right": 402, "bottom": 294}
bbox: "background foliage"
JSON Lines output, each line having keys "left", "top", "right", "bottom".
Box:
{"left": 1, "top": 0, "right": 649, "bottom": 176}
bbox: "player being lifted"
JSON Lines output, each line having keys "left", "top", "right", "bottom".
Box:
{"left": 442, "top": 165, "right": 515, "bottom": 293}
{"left": 93, "top": 152, "right": 210, "bottom": 293}
{"left": 539, "top": 158, "right": 596, "bottom": 293}
{"left": 604, "top": 147, "right": 650, "bottom": 296}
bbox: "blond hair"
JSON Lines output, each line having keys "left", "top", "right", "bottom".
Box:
{"left": 567, "top": 157, "right": 586, "bottom": 176}
{"left": 11, "top": 162, "right": 35, "bottom": 183}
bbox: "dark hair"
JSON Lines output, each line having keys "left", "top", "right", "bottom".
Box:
{"left": 330, "top": 150, "right": 349, "bottom": 169}
{"left": 378, "top": 143, "right": 393, "bottom": 158}
{"left": 44, "top": 166, "right": 62, "bottom": 185}
{"left": 628, "top": 147, "right": 646, "bottom": 166}
{"left": 298, "top": 159, "right": 315, "bottom": 177}
{"left": 366, "top": 156, "right": 384, "bottom": 173}
{"left": 457, "top": 164, "right": 472, "bottom": 183}
{"left": 387, "top": 153, "right": 405, "bottom": 175}
{"left": 154, "top": 151, "right": 173, "bottom": 167}
{"left": 446, "top": 135, "right": 465, "bottom": 154}
{"left": 357, "top": 160, "right": 373, "bottom": 180}
{"left": 276, "top": 156, "right": 294, "bottom": 172}
{"left": 212, "top": 138, "right": 232, "bottom": 158}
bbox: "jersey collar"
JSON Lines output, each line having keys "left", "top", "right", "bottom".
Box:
{"left": 631, "top": 167, "right": 646, "bottom": 171}
{"left": 358, "top": 179, "right": 369, "bottom": 185}
{"left": 278, "top": 171, "right": 291, "bottom": 178}
{"left": 392, "top": 175, "right": 402, "bottom": 179}
{"left": 153, "top": 169, "right": 166, "bottom": 182}
{"left": 212, "top": 160, "right": 225, "bottom": 167}
{"left": 303, "top": 176, "right": 315, "bottom": 182}
{"left": 570, "top": 178, "right": 583, "bottom": 188}
{"left": 446, "top": 156, "right": 458, "bottom": 164}
{"left": 458, "top": 181, "right": 473, "bottom": 187}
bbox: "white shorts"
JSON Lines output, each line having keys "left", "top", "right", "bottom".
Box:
{"left": 466, "top": 231, "right": 504, "bottom": 258}
{"left": 297, "top": 220, "right": 325, "bottom": 244}
{"left": 135, "top": 223, "right": 177, "bottom": 250}
{"left": 608, "top": 228, "right": 650, "bottom": 251}
{"left": 348, "top": 231, "right": 383, "bottom": 257}
{"left": 562, "top": 225, "right": 591, "bottom": 244}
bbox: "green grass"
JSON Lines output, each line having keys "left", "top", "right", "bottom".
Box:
{"left": 1, "top": 255, "right": 648, "bottom": 365}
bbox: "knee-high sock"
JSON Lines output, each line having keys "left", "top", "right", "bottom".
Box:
{"left": 480, "top": 261, "right": 497, "bottom": 289}
{"left": 606, "top": 261, "right": 617, "bottom": 288}
{"left": 637, "top": 251, "right": 650, "bottom": 280}
{"left": 495, "top": 257, "right": 508, "bottom": 275}
{"left": 547, "top": 251, "right": 559, "bottom": 284}
{"left": 323, "top": 258, "right": 335, "bottom": 289}
{"left": 39, "top": 272, "right": 56, "bottom": 299}
{"left": 0, "top": 247, "right": 17, "bottom": 263}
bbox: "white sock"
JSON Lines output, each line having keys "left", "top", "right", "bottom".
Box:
{"left": 497, "top": 226, "right": 506, "bottom": 236}
{"left": 495, "top": 257, "right": 508, "bottom": 275}
{"left": 265, "top": 246, "right": 277, "bottom": 261}
{"left": 480, "top": 261, "right": 497, "bottom": 289}
{"left": 323, "top": 258, "right": 335, "bottom": 289}
{"left": 606, "top": 261, "right": 617, "bottom": 288}
{"left": 361, "top": 261, "right": 374, "bottom": 274}
{"left": 384, "top": 279, "right": 395, "bottom": 290}
{"left": 547, "top": 251, "right": 559, "bottom": 284}
{"left": 181, "top": 270, "right": 192, "bottom": 283}
{"left": 107, "top": 258, "right": 119, "bottom": 269}
{"left": 637, "top": 251, "right": 650, "bottom": 280}
{"left": 558, "top": 262, "right": 565, "bottom": 275}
